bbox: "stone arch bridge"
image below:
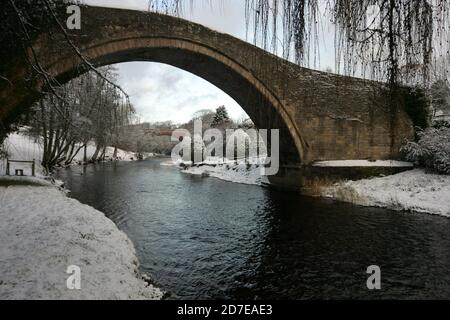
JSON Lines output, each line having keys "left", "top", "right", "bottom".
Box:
{"left": 0, "top": 6, "right": 419, "bottom": 190}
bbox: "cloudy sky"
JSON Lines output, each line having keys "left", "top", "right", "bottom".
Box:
{"left": 82, "top": 0, "right": 335, "bottom": 124}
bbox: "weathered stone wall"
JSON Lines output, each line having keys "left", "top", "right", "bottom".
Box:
{"left": 0, "top": 5, "right": 415, "bottom": 171}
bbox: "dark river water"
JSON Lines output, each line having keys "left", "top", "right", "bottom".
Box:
{"left": 56, "top": 159, "right": 450, "bottom": 299}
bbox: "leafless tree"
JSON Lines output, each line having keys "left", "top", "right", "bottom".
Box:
{"left": 148, "top": 0, "right": 449, "bottom": 88}
{"left": 0, "top": 0, "right": 130, "bottom": 140}
{"left": 27, "top": 67, "right": 134, "bottom": 172}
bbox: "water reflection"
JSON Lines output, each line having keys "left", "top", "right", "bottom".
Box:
{"left": 57, "top": 159, "right": 450, "bottom": 299}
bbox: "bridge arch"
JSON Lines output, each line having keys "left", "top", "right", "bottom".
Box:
{"left": 0, "top": 5, "right": 417, "bottom": 190}
{"left": 49, "top": 36, "right": 305, "bottom": 164}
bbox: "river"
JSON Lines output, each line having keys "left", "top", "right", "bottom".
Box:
{"left": 56, "top": 159, "right": 450, "bottom": 299}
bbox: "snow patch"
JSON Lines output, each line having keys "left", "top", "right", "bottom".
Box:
{"left": 164, "top": 157, "right": 267, "bottom": 186}
{"left": 323, "top": 169, "right": 450, "bottom": 217}
{"left": 1, "top": 131, "right": 147, "bottom": 176}
{"left": 0, "top": 178, "right": 163, "bottom": 300}
{"left": 313, "top": 160, "right": 414, "bottom": 167}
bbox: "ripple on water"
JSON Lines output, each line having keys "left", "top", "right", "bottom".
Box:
{"left": 57, "top": 159, "right": 450, "bottom": 299}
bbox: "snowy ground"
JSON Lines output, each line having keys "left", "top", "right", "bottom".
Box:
{"left": 0, "top": 177, "right": 163, "bottom": 300}
{"left": 162, "top": 157, "right": 267, "bottom": 186}
{"left": 323, "top": 169, "right": 450, "bottom": 217}
{"left": 1, "top": 130, "right": 146, "bottom": 176}
{"left": 313, "top": 160, "right": 414, "bottom": 167}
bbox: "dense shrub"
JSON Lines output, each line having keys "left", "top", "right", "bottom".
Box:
{"left": 401, "top": 127, "right": 450, "bottom": 174}
{"left": 432, "top": 119, "right": 450, "bottom": 129}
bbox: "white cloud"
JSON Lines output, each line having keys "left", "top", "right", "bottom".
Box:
{"left": 115, "top": 62, "right": 244, "bottom": 124}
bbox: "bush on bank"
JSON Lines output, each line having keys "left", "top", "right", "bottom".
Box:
{"left": 401, "top": 124, "right": 450, "bottom": 174}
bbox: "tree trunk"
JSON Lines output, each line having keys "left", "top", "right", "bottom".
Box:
{"left": 99, "top": 146, "right": 107, "bottom": 161}
{"left": 83, "top": 145, "right": 87, "bottom": 163}
{"left": 91, "top": 145, "right": 101, "bottom": 162}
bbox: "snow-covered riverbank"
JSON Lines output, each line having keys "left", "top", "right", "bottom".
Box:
{"left": 0, "top": 176, "right": 163, "bottom": 300}
{"left": 167, "top": 158, "right": 450, "bottom": 217}
{"left": 322, "top": 169, "right": 450, "bottom": 217}
{"left": 163, "top": 157, "right": 266, "bottom": 186}
{"left": 1, "top": 130, "right": 147, "bottom": 176}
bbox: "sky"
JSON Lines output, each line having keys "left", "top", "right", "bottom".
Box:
{"left": 81, "top": 0, "right": 336, "bottom": 124}
{"left": 115, "top": 62, "right": 247, "bottom": 124}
